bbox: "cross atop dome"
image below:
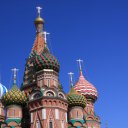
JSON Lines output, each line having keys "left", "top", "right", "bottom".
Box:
{"left": 68, "top": 72, "right": 74, "bottom": 88}
{"left": 43, "top": 31, "right": 50, "bottom": 43}
{"left": 76, "top": 59, "right": 83, "bottom": 71}
{"left": 11, "top": 68, "right": 19, "bottom": 85}
{"left": 35, "top": 6, "right": 44, "bottom": 25}
{"left": 36, "top": 6, "right": 42, "bottom": 17}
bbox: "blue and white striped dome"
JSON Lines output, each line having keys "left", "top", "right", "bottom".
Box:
{"left": 0, "top": 83, "right": 7, "bottom": 98}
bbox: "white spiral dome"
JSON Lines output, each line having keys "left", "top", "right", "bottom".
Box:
{"left": 0, "top": 83, "right": 8, "bottom": 98}
{"left": 74, "top": 71, "right": 98, "bottom": 102}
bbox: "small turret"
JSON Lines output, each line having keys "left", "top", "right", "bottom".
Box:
{"left": 67, "top": 72, "right": 86, "bottom": 128}
{"left": 1, "top": 68, "right": 27, "bottom": 128}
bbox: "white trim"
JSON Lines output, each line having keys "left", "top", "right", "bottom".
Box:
{"left": 55, "top": 109, "right": 59, "bottom": 119}
{"left": 43, "top": 69, "right": 53, "bottom": 72}
{"left": 42, "top": 109, "right": 46, "bottom": 119}
{"left": 31, "top": 113, "right": 33, "bottom": 123}
{"left": 65, "top": 113, "right": 67, "bottom": 122}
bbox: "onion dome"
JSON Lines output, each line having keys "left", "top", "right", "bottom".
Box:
{"left": 33, "top": 48, "right": 60, "bottom": 72}
{"left": 34, "top": 16, "right": 44, "bottom": 24}
{"left": 0, "top": 83, "right": 7, "bottom": 99}
{"left": 2, "top": 85, "right": 27, "bottom": 106}
{"left": 67, "top": 87, "right": 86, "bottom": 108}
{"left": 74, "top": 71, "right": 98, "bottom": 102}
{"left": 2, "top": 68, "right": 27, "bottom": 106}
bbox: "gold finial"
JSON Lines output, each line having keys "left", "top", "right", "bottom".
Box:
{"left": 35, "top": 6, "right": 44, "bottom": 24}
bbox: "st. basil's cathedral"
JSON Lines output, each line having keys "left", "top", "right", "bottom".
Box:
{"left": 0, "top": 7, "right": 101, "bottom": 128}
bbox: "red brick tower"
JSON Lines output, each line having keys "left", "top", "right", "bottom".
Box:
{"left": 74, "top": 59, "right": 100, "bottom": 128}
{"left": 21, "top": 7, "right": 68, "bottom": 128}
{"left": 67, "top": 72, "right": 87, "bottom": 128}
{"left": 1, "top": 68, "right": 27, "bottom": 128}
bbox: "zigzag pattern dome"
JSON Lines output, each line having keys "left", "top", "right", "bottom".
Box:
{"left": 74, "top": 71, "right": 98, "bottom": 102}
{"left": 0, "top": 83, "right": 7, "bottom": 98}
{"left": 33, "top": 47, "right": 60, "bottom": 72}
{"left": 2, "top": 85, "right": 27, "bottom": 106}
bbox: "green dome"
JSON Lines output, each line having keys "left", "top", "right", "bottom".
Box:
{"left": 2, "top": 85, "right": 27, "bottom": 106}
{"left": 33, "top": 47, "right": 60, "bottom": 72}
{"left": 67, "top": 88, "right": 86, "bottom": 108}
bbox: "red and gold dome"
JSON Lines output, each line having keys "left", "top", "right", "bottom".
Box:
{"left": 74, "top": 71, "right": 98, "bottom": 102}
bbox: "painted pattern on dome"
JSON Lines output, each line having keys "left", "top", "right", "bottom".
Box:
{"left": 74, "top": 71, "right": 98, "bottom": 101}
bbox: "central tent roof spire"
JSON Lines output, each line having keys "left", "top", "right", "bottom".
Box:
{"left": 32, "top": 6, "right": 46, "bottom": 54}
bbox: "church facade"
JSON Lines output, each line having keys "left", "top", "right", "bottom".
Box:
{"left": 0, "top": 7, "right": 100, "bottom": 128}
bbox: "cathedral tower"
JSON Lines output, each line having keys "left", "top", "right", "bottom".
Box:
{"left": 67, "top": 72, "right": 87, "bottom": 128}
{"left": 21, "top": 7, "right": 68, "bottom": 128}
{"left": 74, "top": 59, "right": 100, "bottom": 128}
{"left": 2, "top": 68, "right": 27, "bottom": 128}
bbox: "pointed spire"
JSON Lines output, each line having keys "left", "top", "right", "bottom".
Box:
{"left": 32, "top": 7, "right": 46, "bottom": 55}
{"left": 68, "top": 72, "right": 74, "bottom": 88}
{"left": 11, "top": 68, "right": 19, "bottom": 85}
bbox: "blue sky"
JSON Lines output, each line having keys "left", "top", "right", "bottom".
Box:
{"left": 0, "top": 0, "right": 128, "bottom": 127}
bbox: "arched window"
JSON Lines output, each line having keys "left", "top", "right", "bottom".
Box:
{"left": 13, "top": 109, "right": 15, "bottom": 117}
{"left": 54, "top": 80, "right": 56, "bottom": 87}
{"left": 58, "top": 93, "right": 64, "bottom": 98}
{"left": 49, "top": 121, "right": 53, "bottom": 128}
{"left": 76, "top": 111, "right": 78, "bottom": 118}
{"left": 46, "top": 91, "right": 54, "bottom": 97}
{"left": 36, "top": 120, "right": 41, "bottom": 128}
{"left": 47, "top": 79, "right": 50, "bottom": 87}
{"left": 61, "top": 120, "right": 64, "bottom": 128}
{"left": 33, "top": 92, "right": 42, "bottom": 99}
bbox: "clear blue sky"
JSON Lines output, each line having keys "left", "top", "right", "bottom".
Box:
{"left": 0, "top": 0, "right": 128, "bottom": 128}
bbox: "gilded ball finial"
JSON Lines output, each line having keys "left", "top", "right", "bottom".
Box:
{"left": 34, "top": 6, "right": 44, "bottom": 24}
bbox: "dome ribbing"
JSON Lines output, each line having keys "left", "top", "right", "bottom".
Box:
{"left": 2, "top": 85, "right": 27, "bottom": 106}
{"left": 74, "top": 71, "right": 98, "bottom": 102}
{"left": 33, "top": 47, "right": 60, "bottom": 72}
{"left": 67, "top": 88, "right": 86, "bottom": 108}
